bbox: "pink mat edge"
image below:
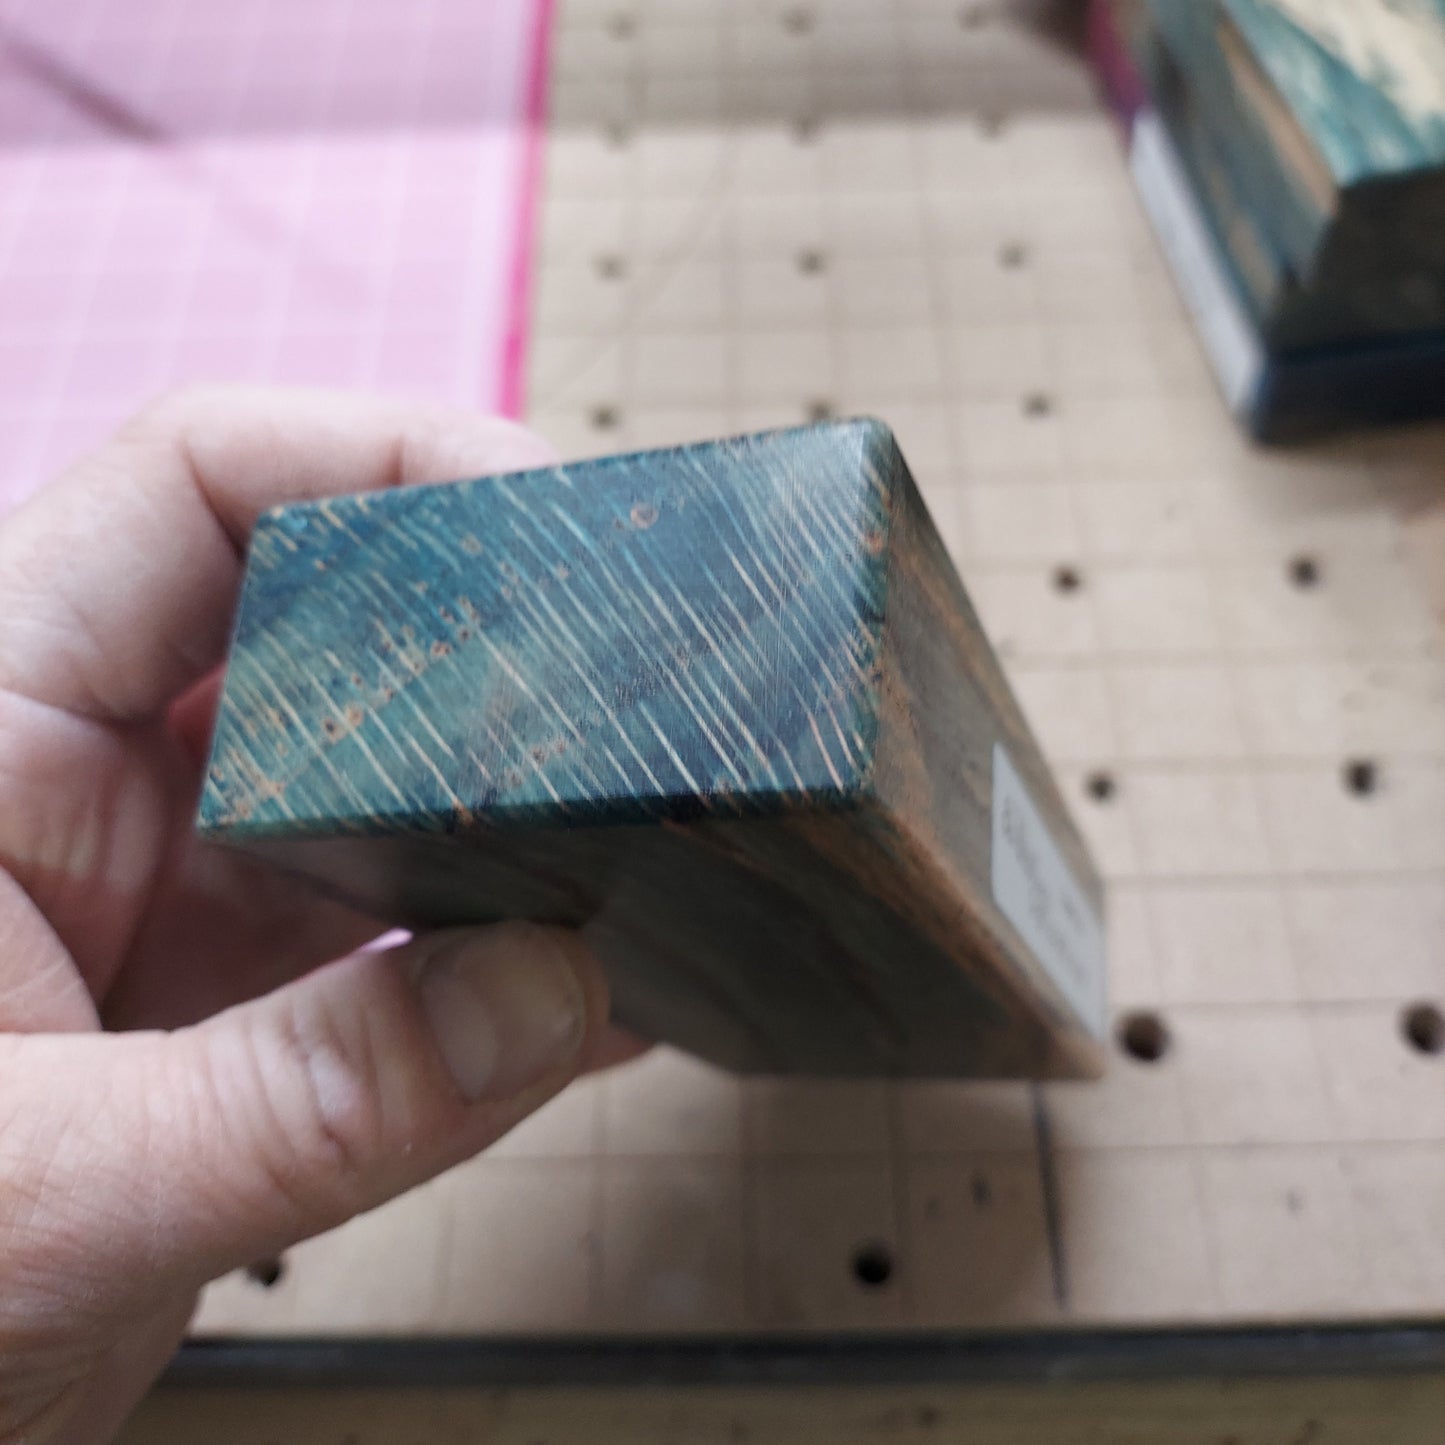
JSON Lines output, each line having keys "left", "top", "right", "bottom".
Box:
{"left": 498, "top": 0, "right": 555, "bottom": 420}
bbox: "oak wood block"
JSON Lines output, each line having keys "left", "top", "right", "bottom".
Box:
{"left": 198, "top": 421, "right": 1106, "bottom": 1078}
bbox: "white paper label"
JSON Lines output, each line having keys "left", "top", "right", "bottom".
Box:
{"left": 991, "top": 743, "right": 1107, "bottom": 1036}
{"left": 1129, "top": 110, "right": 1264, "bottom": 415}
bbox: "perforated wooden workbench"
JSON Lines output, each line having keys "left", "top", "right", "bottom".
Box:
{"left": 193, "top": 0, "right": 1445, "bottom": 1345}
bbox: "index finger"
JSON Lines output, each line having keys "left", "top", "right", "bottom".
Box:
{"left": 0, "top": 386, "right": 556, "bottom": 722}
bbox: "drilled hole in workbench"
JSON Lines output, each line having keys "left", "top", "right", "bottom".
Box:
{"left": 1343, "top": 758, "right": 1378, "bottom": 797}
{"left": 590, "top": 405, "right": 621, "bottom": 431}
{"left": 805, "top": 399, "right": 835, "bottom": 423}
{"left": 606, "top": 12, "right": 635, "bottom": 40}
{"left": 852, "top": 1241, "right": 894, "bottom": 1287}
{"left": 246, "top": 1256, "right": 286, "bottom": 1289}
{"left": 1052, "top": 564, "right": 1082, "bottom": 593}
{"left": 1118, "top": 1011, "right": 1169, "bottom": 1063}
{"left": 1402, "top": 1003, "right": 1445, "bottom": 1056}
{"left": 998, "top": 240, "right": 1028, "bottom": 269}
{"left": 782, "top": 7, "right": 814, "bottom": 34}
{"left": 1085, "top": 770, "right": 1116, "bottom": 803}
{"left": 595, "top": 253, "right": 626, "bottom": 281}
{"left": 1288, "top": 554, "right": 1320, "bottom": 588}
{"left": 1022, "top": 391, "right": 1053, "bottom": 418}
{"left": 796, "top": 248, "right": 826, "bottom": 275}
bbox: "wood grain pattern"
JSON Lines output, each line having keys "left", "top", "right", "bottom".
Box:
{"left": 199, "top": 421, "right": 1106, "bottom": 1079}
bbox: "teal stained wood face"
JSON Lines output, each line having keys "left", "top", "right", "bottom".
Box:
{"left": 200, "top": 421, "right": 1107, "bottom": 1079}
{"left": 206, "top": 425, "right": 886, "bottom": 832}
{"left": 1224, "top": 0, "right": 1445, "bottom": 188}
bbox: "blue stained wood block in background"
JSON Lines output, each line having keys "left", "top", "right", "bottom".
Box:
{"left": 199, "top": 421, "right": 1107, "bottom": 1079}
{"left": 1224, "top": 0, "right": 1445, "bottom": 190}
{"left": 1143, "top": 0, "right": 1445, "bottom": 352}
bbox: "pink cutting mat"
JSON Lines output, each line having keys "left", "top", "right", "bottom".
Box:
{"left": 0, "top": 0, "right": 552, "bottom": 512}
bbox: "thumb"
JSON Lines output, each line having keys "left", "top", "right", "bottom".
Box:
{"left": 2, "top": 922, "right": 605, "bottom": 1309}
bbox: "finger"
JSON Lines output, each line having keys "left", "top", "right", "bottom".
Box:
{"left": 0, "top": 385, "right": 557, "bottom": 722}
{"left": 100, "top": 840, "right": 388, "bottom": 1027}
{"left": 168, "top": 666, "right": 225, "bottom": 770}
{"left": 0, "top": 669, "right": 382, "bottom": 1012}
{"left": 0, "top": 867, "right": 97, "bottom": 1032}
{"left": 0, "top": 924, "right": 606, "bottom": 1313}
{"left": 62, "top": 1292, "right": 198, "bottom": 1445}
{"left": 590, "top": 1023, "right": 653, "bottom": 1071}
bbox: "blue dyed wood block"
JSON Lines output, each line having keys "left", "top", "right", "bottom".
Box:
{"left": 1144, "top": 0, "right": 1445, "bottom": 350}
{"left": 1097, "top": 1, "right": 1445, "bottom": 440}
{"left": 198, "top": 421, "right": 1107, "bottom": 1079}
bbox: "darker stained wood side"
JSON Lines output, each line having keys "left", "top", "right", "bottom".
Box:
{"left": 869, "top": 441, "right": 1106, "bottom": 1077}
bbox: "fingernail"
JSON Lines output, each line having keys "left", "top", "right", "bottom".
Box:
{"left": 415, "top": 926, "right": 588, "bottom": 1102}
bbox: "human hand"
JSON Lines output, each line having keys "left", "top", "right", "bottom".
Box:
{"left": 0, "top": 387, "right": 637, "bottom": 1443}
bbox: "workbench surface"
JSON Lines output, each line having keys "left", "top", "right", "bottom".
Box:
{"left": 191, "top": 0, "right": 1445, "bottom": 1346}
